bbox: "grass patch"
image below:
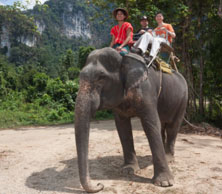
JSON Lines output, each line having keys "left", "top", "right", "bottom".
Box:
{"left": 0, "top": 108, "right": 74, "bottom": 129}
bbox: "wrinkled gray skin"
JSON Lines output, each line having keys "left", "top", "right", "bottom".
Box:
{"left": 75, "top": 47, "right": 188, "bottom": 193}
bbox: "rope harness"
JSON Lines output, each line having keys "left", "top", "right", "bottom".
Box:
{"left": 127, "top": 62, "right": 163, "bottom": 99}
{"left": 157, "top": 68, "right": 163, "bottom": 98}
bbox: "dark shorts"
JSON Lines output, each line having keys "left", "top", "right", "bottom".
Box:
{"left": 113, "top": 44, "right": 130, "bottom": 56}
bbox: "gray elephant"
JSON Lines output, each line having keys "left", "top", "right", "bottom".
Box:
{"left": 74, "top": 47, "right": 188, "bottom": 193}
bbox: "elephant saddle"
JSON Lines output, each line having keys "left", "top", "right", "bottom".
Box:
{"left": 125, "top": 53, "right": 173, "bottom": 74}
{"left": 155, "top": 57, "right": 173, "bottom": 74}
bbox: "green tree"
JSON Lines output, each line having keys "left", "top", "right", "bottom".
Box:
{"left": 92, "top": 0, "right": 222, "bottom": 126}
{"left": 62, "top": 49, "right": 75, "bottom": 70}
{"left": 0, "top": 54, "right": 19, "bottom": 93}
{"left": 78, "top": 46, "right": 95, "bottom": 69}
{"left": 68, "top": 67, "right": 80, "bottom": 80}
{"left": 59, "top": 49, "right": 76, "bottom": 82}
{"left": 33, "top": 72, "right": 49, "bottom": 92}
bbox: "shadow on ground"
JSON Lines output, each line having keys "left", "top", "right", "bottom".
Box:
{"left": 25, "top": 155, "right": 152, "bottom": 193}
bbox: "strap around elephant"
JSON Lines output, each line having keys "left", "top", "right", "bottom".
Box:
{"left": 157, "top": 69, "right": 162, "bottom": 98}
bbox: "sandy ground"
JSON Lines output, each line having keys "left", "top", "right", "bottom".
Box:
{"left": 0, "top": 119, "right": 222, "bottom": 194}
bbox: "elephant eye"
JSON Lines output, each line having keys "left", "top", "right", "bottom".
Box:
{"left": 98, "top": 75, "right": 106, "bottom": 80}
{"left": 97, "top": 72, "right": 107, "bottom": 81}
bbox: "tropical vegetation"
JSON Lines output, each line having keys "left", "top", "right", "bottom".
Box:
{"left": 0, "top": 0, "right": 221, "bottom": 128}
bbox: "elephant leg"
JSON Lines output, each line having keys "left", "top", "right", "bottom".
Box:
{"left": 140, "top": 109, "right": 174, "bottom": 187}
{"left": 165, "top": 123, "right": 178, "bottom": 157}
{"left": 165, "top": 102, "right": 186, "bottom": 162}
{"left": 161, "top": 123, "right": 173, "bottom": 162}
{"left": 161, "top": 123, "right": 167, "bottom": 147}
{"left": 114, "top": 113, "right": 140, "bottom": 174}
{"left": 165, "top": 116, "right": 184, "bottom": 161}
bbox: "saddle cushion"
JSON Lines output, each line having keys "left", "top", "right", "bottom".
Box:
{"left": 156, "top": 57, "right": 173, "bottom": 74}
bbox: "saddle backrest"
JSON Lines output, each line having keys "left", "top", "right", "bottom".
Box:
{"left": 159, "top": 42, "right": 174, "bottom": 63}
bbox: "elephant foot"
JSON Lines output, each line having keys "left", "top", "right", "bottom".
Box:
{"left": 153, "top": 171, "right": 174, "bottom": 187}
{"left": 81, "top": 182, "right": 104, "bottom": 193}
{"left": 166, "top": 153, "right": 174, "bottom": 163}
{"left": 121, "top": 163, "right": 140, "bottom": 175}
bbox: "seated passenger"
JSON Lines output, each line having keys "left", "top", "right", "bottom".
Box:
{"left": 131, "top": 12, "right": 176, "bottom": 62}
{"left": 133, "top": 16, "right": 152, "bottom": 41}
{"left": 110, "top": 8, "right": 133, "bottom": 56}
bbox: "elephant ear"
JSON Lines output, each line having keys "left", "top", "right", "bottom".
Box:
{"left": 86, "top": 47, "right": 122, "bottom": 73}
{"left": 121, "top": 54, "right": 148, "bottom": 91}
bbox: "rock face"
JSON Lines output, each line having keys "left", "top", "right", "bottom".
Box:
{"left": 0, "top": 26, "right": 37, "bottom": 56}
{"left": 35, "top": 20, "right": 46, "bottom": 35}
{"left": 0, "top": 0, "right": 110, "bottom": 56}
{"left": 62, "top": 10, "right": 91, "bottom": 39}
{"left": 34, "top": 2, "right": 92, "bottom": 40}
{"left": 18, "top": 36, "right": 37, "bottom": 47}
{"left": 61, "top": 2, "right": 92, "bottom": 39}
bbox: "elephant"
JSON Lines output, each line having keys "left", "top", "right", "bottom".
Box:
{"left": 74, "top": 47, "right": 188, "bottom": 193}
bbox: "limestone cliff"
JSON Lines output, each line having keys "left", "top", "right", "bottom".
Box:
{"left": 0, "top": 0, "right": 111, "bottom": 56}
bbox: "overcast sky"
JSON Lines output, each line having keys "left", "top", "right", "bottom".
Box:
{"left": 0, "top": 0, "right": 47, "bottom": 9}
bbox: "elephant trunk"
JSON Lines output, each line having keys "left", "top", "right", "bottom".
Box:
{"left": 74, "top": 82, "right": 104, "bottom": 193}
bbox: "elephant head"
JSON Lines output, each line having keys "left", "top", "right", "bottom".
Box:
{"left": 75, "top": 47, "right": 126, "bottom": 192}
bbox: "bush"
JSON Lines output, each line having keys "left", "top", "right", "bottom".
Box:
{"left": 47, "top": 110, "right": 60, "bottom": 121}
{"left": 95, "top": 110, "right": 113, "bottom": 120}
{"left": 36, "top": 94, "right": 52, "bottom": 106}
{"left": 78, "top": 46, "right": 95, "bottom": 69}
{"left": 46, "top": 78, "right": 65, "bottom": 100}
{"left": 68, "top": 67, "right": 80, "bottom": 80}
{"left": 33, "top": 72, "right": 49, "bottom": 92}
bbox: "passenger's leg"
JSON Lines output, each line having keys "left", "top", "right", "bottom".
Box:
{"left": 119, "top": 45, "right": 130, "bottom": 56}
{"left": 133, "top": 32, "right": 153, "bottom": 54}
{"left": 150, "top": 37, "right": 167, "bottom": 57}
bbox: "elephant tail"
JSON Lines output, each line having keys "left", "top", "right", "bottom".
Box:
{"left": 183, "top": 118, "right": 200, "bottom": 129}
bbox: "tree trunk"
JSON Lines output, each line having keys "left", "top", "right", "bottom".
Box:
{"left": 199, "top": 51, "right": 204, "bottom": 116}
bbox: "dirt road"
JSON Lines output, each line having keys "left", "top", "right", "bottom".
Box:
{"left": 0, "top": 119, "right": 222, "bottom": 194}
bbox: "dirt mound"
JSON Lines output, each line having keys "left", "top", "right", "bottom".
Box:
{"left": 180, "top": 122, "right": 222, "bottom": 138}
